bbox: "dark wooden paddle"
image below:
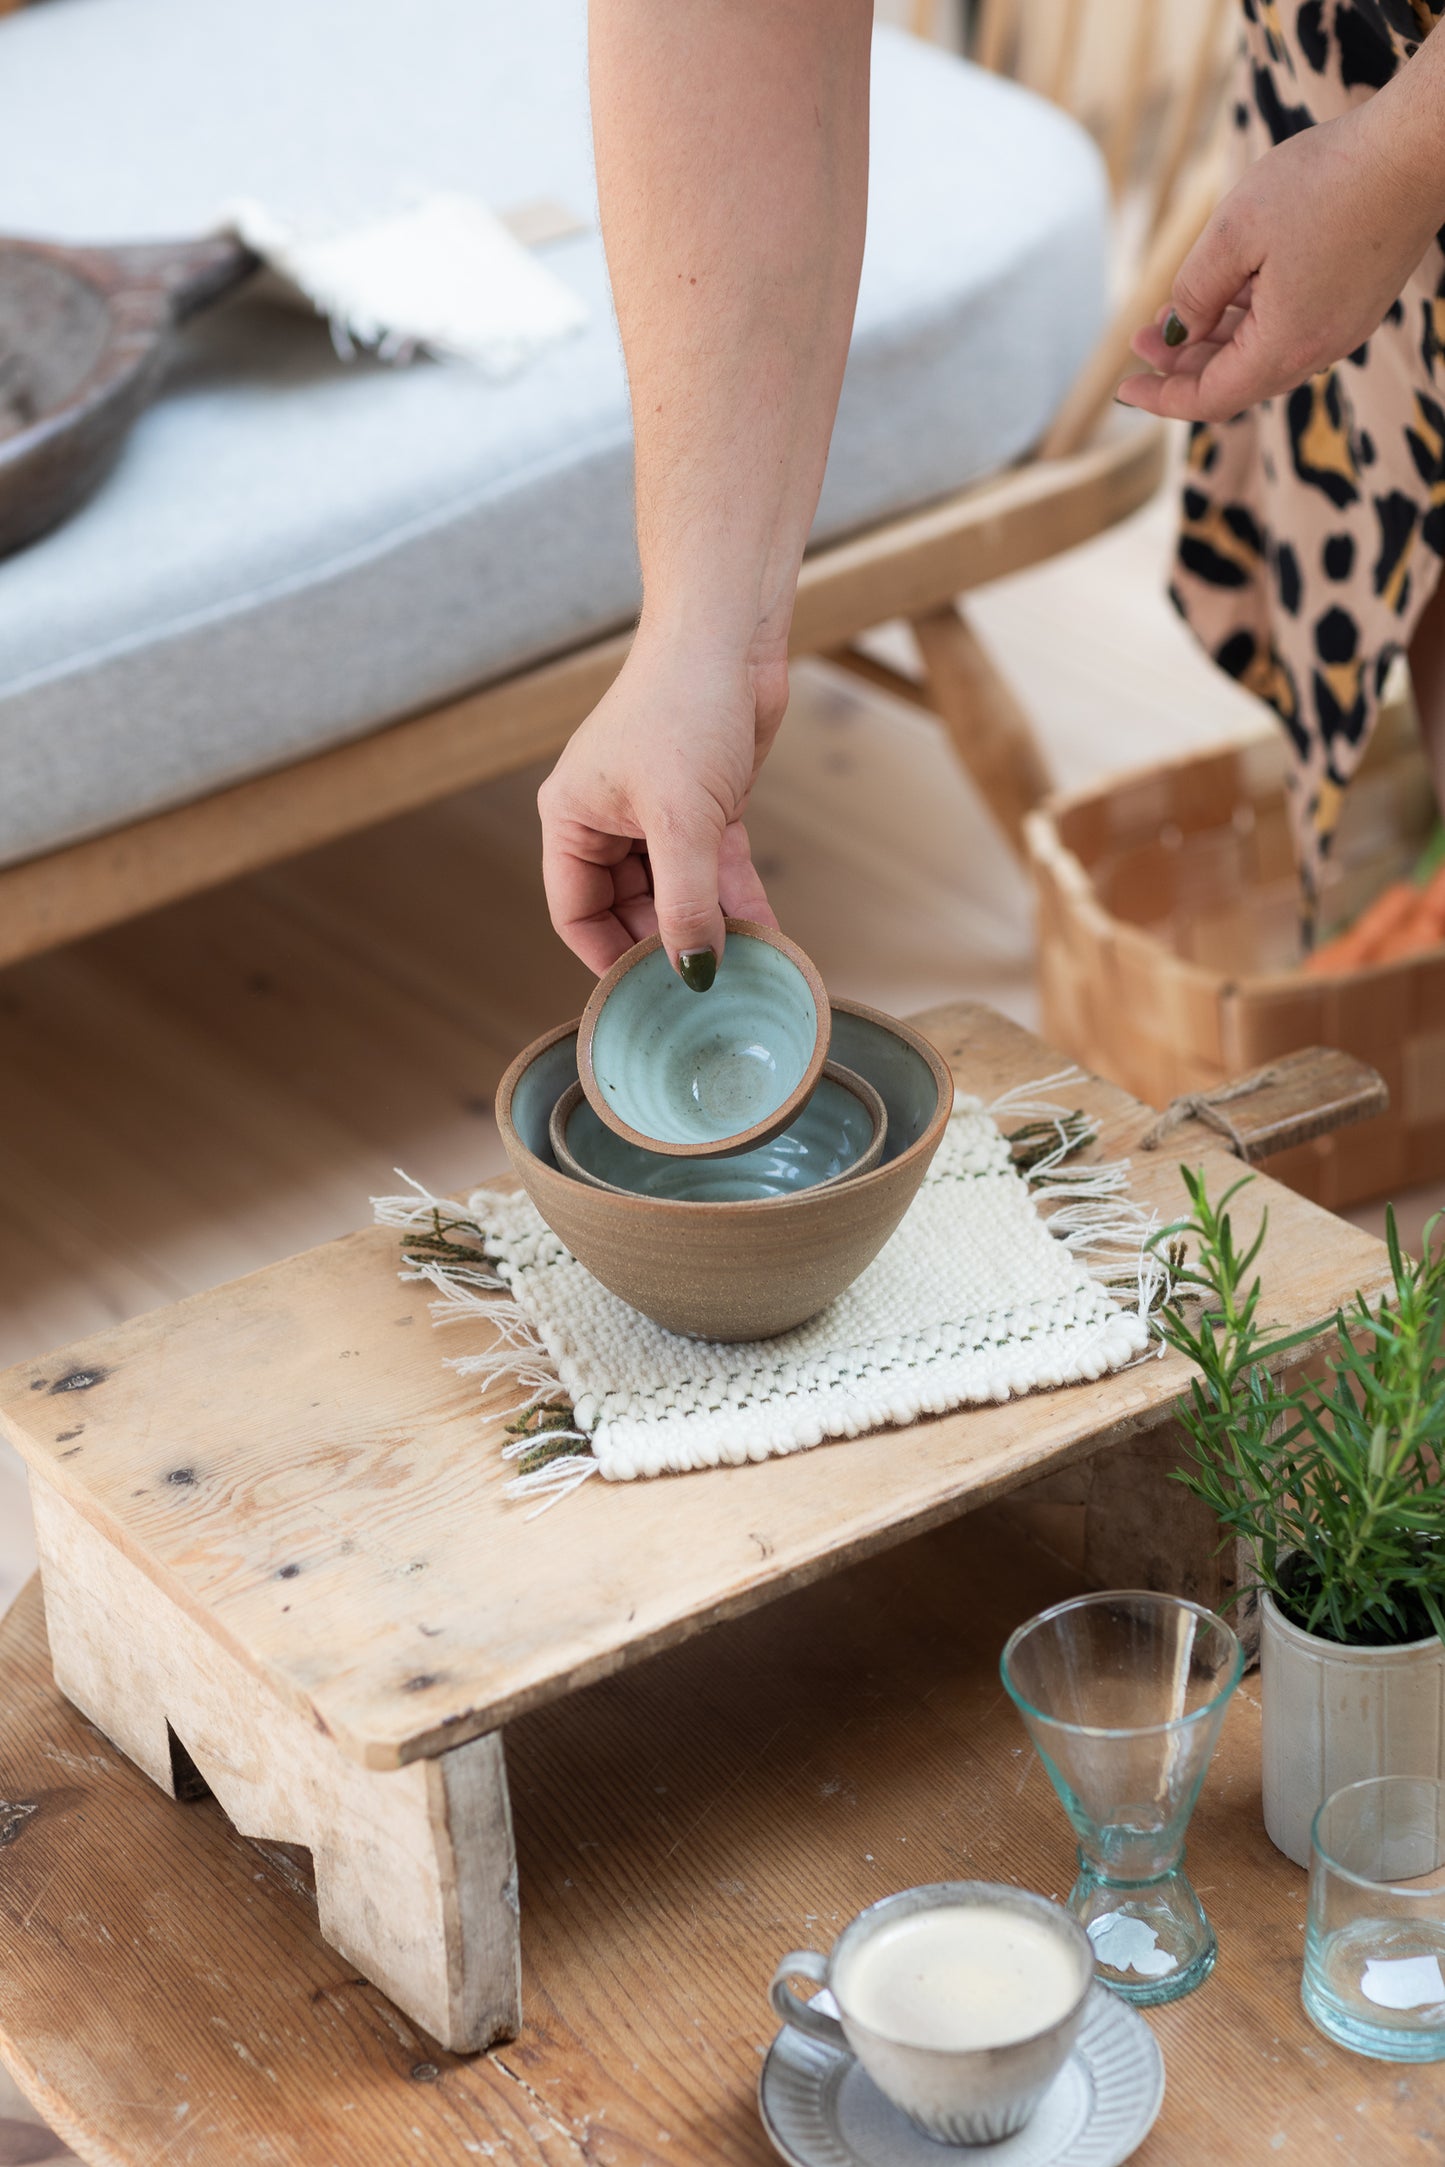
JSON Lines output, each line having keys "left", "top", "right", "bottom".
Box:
{"left": 0, "top": 232, "right": 258, "bottom": 557}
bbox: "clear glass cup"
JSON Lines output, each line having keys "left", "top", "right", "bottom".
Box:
{"left": 1303, "top": 1776, "right": 1445, "bottom": 2061}
{"left": 1000, "top": 1591, "right": 1244, "bottom": 2005}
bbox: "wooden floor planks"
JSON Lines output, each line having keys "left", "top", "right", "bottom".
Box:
{"left": 0, "top": 1510, "right": 1440, "bottom": 2164}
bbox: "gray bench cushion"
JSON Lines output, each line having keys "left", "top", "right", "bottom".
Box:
{"left": 0, "top": 0, "right": 1108, "bottom": 871}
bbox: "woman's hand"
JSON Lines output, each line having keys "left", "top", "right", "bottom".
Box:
{"left": 541, "top": 0, "right": 870, "bottom": 981}
{"left": 1119, "top": 88, "right": 1445, "bottom": 426}
{"left": 537, "top": 629, "right": 785, "bottom": 980}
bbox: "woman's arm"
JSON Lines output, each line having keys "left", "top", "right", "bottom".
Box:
{"left": 538, "top": 0, "right": 873, "bottom": 981}
{"left": 1120, "top": 27, "right": 1445, "bottom": 424}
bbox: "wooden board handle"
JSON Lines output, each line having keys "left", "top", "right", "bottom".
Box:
{"left": 1140, "top": 1047, "right": 1389, "bottom": 1164}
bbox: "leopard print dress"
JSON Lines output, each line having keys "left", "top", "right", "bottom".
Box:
{"left": 1172, "top": 0, "right": 1445, "bottom": 913}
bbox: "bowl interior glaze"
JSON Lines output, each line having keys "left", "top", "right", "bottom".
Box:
{"left": 552, "top": 1061, "right": 886, "bottom": 1203}
{"left": 509, "top": 1027, "right": 580, "bottom": 1169}
{"left": 582, "top": 925, "right": 827, "bottom": 1152}
{"left": 828, "top": 1004, "right": 950, "bottom": 1166}
{"left": 510, "top": 1002, "right": 950, "bottom": 1189}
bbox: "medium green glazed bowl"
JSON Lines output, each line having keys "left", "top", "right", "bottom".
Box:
{"left": 576, "top": 919, "right": 831, "bottom": 1158}
{"left": 549, "top": 1060, "right": 887, "bottom": 1202}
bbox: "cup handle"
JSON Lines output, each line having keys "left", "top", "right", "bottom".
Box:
{"left": 769, "top": 1951, "right": 847, "bottom": 2048}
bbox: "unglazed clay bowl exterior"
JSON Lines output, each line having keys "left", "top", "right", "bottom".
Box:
{"left": 496, "top": 998, "right": 954, "bottom": 1342}
{"left": 576, "top": 918, "right": 830, "bottom": 1158}
{"left": 549, "top": 1061, "right": 887, "bottom": 1202}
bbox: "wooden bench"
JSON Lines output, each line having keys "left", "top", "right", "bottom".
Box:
{"left": 0, "top": 0, "right": 1238, "bottom": 973}
{"left": 0, "top": 1002, "right": 1390, "bottom": 2069}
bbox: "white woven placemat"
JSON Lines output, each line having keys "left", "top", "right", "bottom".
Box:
{"left": 375, "top": 1075, "right": 1161, "bottom": 1509}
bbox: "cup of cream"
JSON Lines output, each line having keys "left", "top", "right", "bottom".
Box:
{"left": 769, "top": 1881, "right": 1094, "bottom": 2146}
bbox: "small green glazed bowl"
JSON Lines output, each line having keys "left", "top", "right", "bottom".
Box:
{"left": 550, "top": 1061, "right": 887, "bottom": 1202}
{"left": 577, "top": 919, "right": 830, "bottom": 1159}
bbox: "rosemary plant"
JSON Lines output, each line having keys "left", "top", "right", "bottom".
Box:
{"left": 1155, "top": 1168, "right": 1445, "bottom": 1649}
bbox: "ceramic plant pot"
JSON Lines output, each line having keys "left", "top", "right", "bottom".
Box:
{"left": 577, "top": 918, "right": 830, "bottom": 1158}
{"left": 1260, "top": 1589, "right": 1445, "bottom": 1868}
{"left": 496, "top": 998, "right": 954, "bottom": 1342}
{"left": 549, "top": 1060, "right": 886, "bottom": 1201}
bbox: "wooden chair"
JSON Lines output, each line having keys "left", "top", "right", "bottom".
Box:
{"left": 828, "top": 0, "right": 1236, "bottom": 836}
{"left": 0, "top": 0, "right": 1234, "bottom": 973}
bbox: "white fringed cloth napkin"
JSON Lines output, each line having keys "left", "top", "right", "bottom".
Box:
{"left": 374, "top": 1075, "right": 1162, "bottom": 1511}
{"left": 226, "top": 192, "right": 588, "bottom": 374}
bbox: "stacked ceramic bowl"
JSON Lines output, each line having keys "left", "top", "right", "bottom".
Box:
{"left": 495, "top": 921, "right": 955, "bottom": 1341}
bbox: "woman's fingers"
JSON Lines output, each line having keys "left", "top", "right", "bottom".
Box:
{"left": 1120, "top": 175, "right": 1263, "bottom": 404}
{"left": 539, "top": 812, "right": 641, "bottom": 975}
{"left": 607, "top": 849, "right": 660, "bottom": 945}
{"left": 716, "top": 818, "right": 778, "bottom": 930}
{"left": 1168, "top": 202, "right": 1261, "bottom": 347}
{"left": 644, "top": 797, "right": 729, "bottom": 984}
{"left": 1116, "top": 325, "right": 1273, "bottom": 423}
{"left": 1151, "top": 285, "right": 1250, "bottom": 329}
{"left": 610, "top": 848, "right": 653, "bottom": 905}
{"left": 615, "top": 890, "right": 661, "bottom": 945}
{"left": 1132, "top": 307, "right": 1245, "bottom": 371}
{"left": 538, "top": 782, "right": 772, "bottom": 985}
{"left": 537, "top": 638, "right": 784, "bottom": 979}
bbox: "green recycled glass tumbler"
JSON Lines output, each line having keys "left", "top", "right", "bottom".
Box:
{"left": 1001, "top": 1591, "right": 1244, "bottom": 2006}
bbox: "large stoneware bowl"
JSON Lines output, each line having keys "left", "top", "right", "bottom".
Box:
{"left": 495, "top": 998, "right": 955, "bottom": 1342}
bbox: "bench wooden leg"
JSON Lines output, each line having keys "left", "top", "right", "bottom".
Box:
{"left": 29, "top": 1483, "right": 520, "bottom": 2053}
{"left": 824, "top": 605, "right": 1054, "bottom": 859}
{"left": 997, "top": 1416, "right": 1240, "bottom": 1612}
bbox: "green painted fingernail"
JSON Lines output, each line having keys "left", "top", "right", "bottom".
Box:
{"left": 1163, "top": 310, "right": 1188, "bottom": 348}
{"left": 678, "top": 947, "right": 717, "bottom": 993}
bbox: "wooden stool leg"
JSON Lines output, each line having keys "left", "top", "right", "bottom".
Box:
{"left": 29, "top": 1484, "right": 520, "bottom": 2053}
{"left": 997, "top": 1416, "right": 1239, "bottom": 1612}
{"left": 911, "top": 601, "right": 1054, "bottom": 857}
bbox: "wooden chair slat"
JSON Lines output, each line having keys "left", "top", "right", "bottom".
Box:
{"left": 1148, "top": 0, "right": 1236, "bottom": 243}
{"left": 1046, "top": 0, "right": 1085, "bottom": 109}
{"left": 974, "top": 0, "right": 1016, "bottom": 76}
{"left": 1104, "top": 0, "right": 1158, "bottom": 197}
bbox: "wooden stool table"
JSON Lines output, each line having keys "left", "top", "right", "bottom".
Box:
{"left": 0, "top": 1004, "right": 1391, "bottom": 2069}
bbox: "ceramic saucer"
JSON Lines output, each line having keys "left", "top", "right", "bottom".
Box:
{"left": 758, "top": 1985, "right": 1163, "bottom": 2167}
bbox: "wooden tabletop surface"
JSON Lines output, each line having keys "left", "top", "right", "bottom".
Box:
{"left": 0, "top": 1507, "right": 1438, "bottom": 2166}
{"left": 0, "top": 1002, "right": 1390, "bottom": 1772}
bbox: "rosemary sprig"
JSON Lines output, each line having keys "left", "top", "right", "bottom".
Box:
{"left": 400, "top": 1206, "right": 495, "bottom": 1270}
{"left": 1152, "top": 1169, "right": 1445, "bottom": 1647}
{"left": 507, "top": 1401, "right": 584, "bottom": 1477}
{"left": 1006, "top": 1111, "right": 1094, "bottom": 1175}
{"left": 505, "top": 1400, "right": 576, "bottom": 1439}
